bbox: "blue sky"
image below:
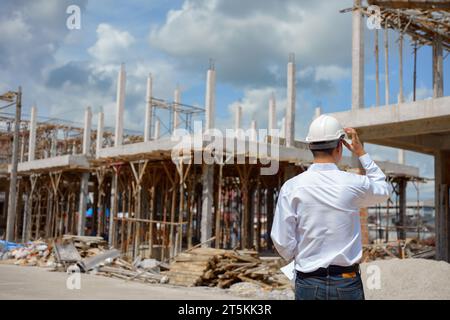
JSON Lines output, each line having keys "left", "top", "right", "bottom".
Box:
{"left": 1, "top": 0, "right": 448, "bottom": 200}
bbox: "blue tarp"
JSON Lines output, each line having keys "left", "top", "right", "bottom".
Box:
{"left": 0, "top": 240, "right": 23, "bottom": 252}
{"left": 85, "top": 207, "right": 110, "bottom": 218}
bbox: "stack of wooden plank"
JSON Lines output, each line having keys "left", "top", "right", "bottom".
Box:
{"left": 362, "top": 238, "right": 435, "bottom": 262}
{"left": 97, "top": 258, "right": 169, "bottom": 284}
{"left": 62, "top": 235, "right": 108, "bottom": 258}
{"left": 165, "top": 248, "right": 290, "bottom": 289}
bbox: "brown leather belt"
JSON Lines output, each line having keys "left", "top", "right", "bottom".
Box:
{"left": 297, "top": 264, "right": 360, "bottom": 278}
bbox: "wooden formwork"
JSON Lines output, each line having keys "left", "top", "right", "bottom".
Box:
{"left": 7, "top": 152, "right": 302, "bottom": 261}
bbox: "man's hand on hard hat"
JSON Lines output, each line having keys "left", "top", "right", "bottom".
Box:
{"left": 342, "top": 128, "right": 366, "bottom": 157}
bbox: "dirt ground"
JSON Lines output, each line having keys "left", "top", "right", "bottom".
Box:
{"left": 0, "top": 264, "right": 246, "bottom": 300}
{"left": 1, "top": 258, "right": 449, "bottom": 300}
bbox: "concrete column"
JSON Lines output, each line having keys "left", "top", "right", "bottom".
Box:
{"left": 205, "top": 67, "right": 216, "bottom": 130}
{"left": 144, "top": 74, "right": 152, "bottom": 142}
{"left": 435, "top": 150, "right": 450, "bottom": 261}
{"left": 280, "top": 117, "right": 286, "bottom": 139}
{"left": 234, "top": 104, "right": 242, "bottom": 131}
{"left": 173, "top": 86, "right": 181, "bottom": 131}
{"left": 351, "top": 2, "right": 369, "bottom": 245}
{"left": 82, "top": 106, "right": 92, "bottom": 156}
{"left": 200, "top": 164, "right": 214, "bottom": 246}
{"left": 50, "top": 131, "right": 57, "bottom": 157}
{"left": 201, "top": 63, "right": 216, "bottom": 247}
{"left": 398, "top": 179, "right": 407, "bottom": 240}
{"left": 384, "top": 27, "right": 390, "bottom": 105}
{"left": 268, "top": 93, "right": 276, "bottom": 134}
{"left": 28, "top": 105, "right": 37, "bottom": 162}
{"left": 109, "top": 170, "right": 119, "bottom": 247}
{"left": 115, "top": 63, "right": 126, "bottom": 147}
{"left": 397, "top": 23, "right": 405, "bottom": 166}
{"left": 250, "top": 120, "right": 257, "bottom": 141}
{"left": 433, "top": 37, "right": 444, "bottom": 98}
{"left": 154, "top": 120, "right": 160, "bottom": 140}
{"left": 96, "top": 112, "right": 104, "bottom": 158}
{"left": 286, "top": 54, "right": 296, "bottom": 146}
{"left": 21, "top": 191, "right": 29, "bottom": 243}
{"left": 398, "top": 30, "right": 404, "bottom": 103}
{"left": 375, "top": 29, "right": 380, "bottom": 106}
{"left": 77, "top": 172, "right": 89, "bottom": 236}
{"left": 314, "top": 106, "right": 321, "bottom": 119}
{"left": 352, "top": 0, "right": 364, "bottom": 110}
{"left": 398, "top": 149, "right": 405, "bottom": 164}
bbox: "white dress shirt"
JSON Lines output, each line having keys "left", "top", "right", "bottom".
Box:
{"left": 271, "top": 153, "right": 390, "bottom": 273}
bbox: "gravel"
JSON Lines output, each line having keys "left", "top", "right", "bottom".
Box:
{"left": 361, "top": 258, "right": 450, "bottom": 300}
{"left": 227, "top": 258, "right": 450, "bottom": 300}
{"left": 227, "top": 282, "right": 294, "bottom": 300}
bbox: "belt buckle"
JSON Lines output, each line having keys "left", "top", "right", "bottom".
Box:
{"left": 342, "top": 272, "right": 357, "bottom": 278}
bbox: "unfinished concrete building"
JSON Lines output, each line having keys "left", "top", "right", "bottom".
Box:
{"left": 0, "top": 0, "right": 439, "bottom": 262}
{"left": 332, "top": 0, "right": 449, "bottom": 260}
{"left": 0, "top": 59, "right": 423, "bottom": 262}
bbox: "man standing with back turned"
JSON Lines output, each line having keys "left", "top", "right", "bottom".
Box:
{"left": 271, "top": 115, "right": 390, "bottom": 300}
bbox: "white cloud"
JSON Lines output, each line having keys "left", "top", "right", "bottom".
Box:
{"left": 149, "top": 0, "right": 353, "bottom": 86}
{"left": 315, "top": 65, "right": 351, "bottom": 82}
{"left": 0, "top": 11, "right": 32, "bottom": 44}
{"left": 406, "top": 86, "right": 433, "bottom": 102}
{"left": 88, "top": 23, "right": 135, "bottom": 63}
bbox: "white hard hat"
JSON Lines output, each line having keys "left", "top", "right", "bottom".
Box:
{"left": 306, "top": 114, "right": 345, "bottom": 150}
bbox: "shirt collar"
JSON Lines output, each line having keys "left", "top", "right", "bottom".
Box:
{"left": 308, "top": 162, "right": 339, "bottom": 172}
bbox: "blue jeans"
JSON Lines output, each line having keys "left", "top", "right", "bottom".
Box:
{"left": 295, "top": 272, "right": 365, "bottom": 300}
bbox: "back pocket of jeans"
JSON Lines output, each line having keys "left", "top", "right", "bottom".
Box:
{"left": 336, "top": 287, "right": 364, "bottom": 300}
{"left": 296, "top": 284, "right": 319, "bottom": 300}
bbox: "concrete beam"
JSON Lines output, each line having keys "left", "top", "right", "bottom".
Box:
{"left": 370, "top": 134, "right": 450, "bottom": 154}
{"left": 115, "top": 64, "right": 126, "bottom": 147}
{"left": 330, "top": 96, "right": 450, "bottom": 141}
{"left": 16, "top": 155, "right": 90, "bottom": 173}
{"left": 340, "top": 155, "right": 419, "bottom": 177}
{"left": 28, "top": 105, "right": 37, "bottom": 162}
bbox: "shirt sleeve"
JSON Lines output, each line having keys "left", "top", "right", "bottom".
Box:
{"left": 355, "top": 153, "right": 391, "bottom": 207}
{"left": 271, "top": 186, "right": 297, "bottom": 261}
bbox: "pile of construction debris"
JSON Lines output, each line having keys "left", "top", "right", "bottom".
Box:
{"left": 0, "top": 239, "right": 54, "bottom": 267}
{"left": 0, "top": 235, "right": 169, "bottom": 284}
{"left": 165, "top": 247, "right": 290, "bottom": 290}
{"left": 362, "top": 238, "right": 435, "bottom": 262}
